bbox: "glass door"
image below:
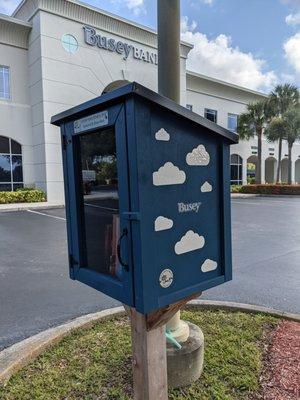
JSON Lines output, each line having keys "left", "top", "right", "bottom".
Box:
{"left": 79, "top": 127, "right": 122, "bottom": 278}
{"left": 65, "top": 105, "right": 134, "bottom": 306}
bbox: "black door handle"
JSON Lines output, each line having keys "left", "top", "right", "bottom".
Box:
{"left": 117, "top": 228, "right": 129, "bottom": 271}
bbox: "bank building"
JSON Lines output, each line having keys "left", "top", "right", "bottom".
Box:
{"left": 1, "top": 0, "right": 300, "bottom": 203}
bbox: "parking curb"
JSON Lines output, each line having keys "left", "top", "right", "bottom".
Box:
{"left": 0, "top": 203, "right": 64, "bottom": 213}
{"left": 0, "top": 302, "right": 299, "bottom": 386}
{"left": 0, "top": 307, "right": 125, "bottom": 386}
{"left": 187, "top": 300, "right": 300, "bottom": 322}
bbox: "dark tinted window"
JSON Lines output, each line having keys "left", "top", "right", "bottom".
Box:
{"left": 230, "top": 154, "right": 243, "bottom": 185}
{"left": 0, "top": 137, "right": 23, "bottom": 190}
{"left": 13, "top": 184, "right": 23, "bottom": 191}
{"left": 0, "top": 136, "right": 9, "bottom": 154}
{"left": 11, "top": 139, "right": 22, "bottom": 154}
{"left": 231, "top": 165, "right": 238, "bottom": 181}
{"left": 0, "top": 155, "right": 11, "bottom": 182}
{"left": 0, "top": 184, "right": 12, "bottom": 191}
{"left": 79, "top": 128, "right": 120, "bottom": 278}
{"left": 12, "top": 155, "right": 23, "bottom": 182}
{"left": 204, "top": 108, "right": 217, "bottom": 123}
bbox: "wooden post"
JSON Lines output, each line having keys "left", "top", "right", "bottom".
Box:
{"left": 130, "top": 308, "right": 168, "bottom": 400}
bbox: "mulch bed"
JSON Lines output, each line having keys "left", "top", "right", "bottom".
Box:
{"left": 260, "top": 320, "right": 300, "bottom": 400}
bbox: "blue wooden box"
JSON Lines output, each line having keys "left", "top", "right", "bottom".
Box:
{"left": 51, "top": 82, "right": 238, "bottom": 314}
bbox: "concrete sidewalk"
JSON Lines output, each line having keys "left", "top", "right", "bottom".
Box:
{"left": 0, "top": 202, "right": 64, "bottom": 212}
{"left": 230, "top": 193, "right": 260, "bottom": 198}
{"left": 231, "top": 193, "right": 300, "bottom": 199}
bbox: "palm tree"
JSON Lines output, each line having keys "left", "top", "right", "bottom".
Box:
{"left": 267, "top": 106, "right": 300, "bottom": 184}
{"left": 284, "top": 106, "right": 300, "bottom": 184}
{"left": 268, "top": 84, "right": 299, "bottom": 183}
{"left": 238, "top": 101, "right": 268, "bottom": 184}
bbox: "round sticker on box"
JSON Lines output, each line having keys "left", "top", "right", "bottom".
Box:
{"left": 159, "top": 269, "right": 173, "bottom": 288}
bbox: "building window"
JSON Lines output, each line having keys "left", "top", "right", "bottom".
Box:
{"left": 230, "top": 154, "right": 243, "bottom": 185}
{"left": 204, "top": 108, "right": 217, "bottom": 123}
{"left": 228, "top": 113, "right": 238, "bottom": 132}
{"left": 0, "top": 66, "right": 10, "bottom": 100}
{"left": 186, "top": 104, "right": 193, "bottom": 111}
{"left": 61, "top": 34, "right": 78, "bottom": 54}
{"left": 0, "top": 136, "right": 23, "bottom": 191}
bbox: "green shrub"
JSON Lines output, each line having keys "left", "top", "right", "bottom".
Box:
{"left": 230, "top": 185, "right": 242, "bottom": 193}
{"left": 15, "top": 187, "right": 36, "bottom": 192}
{"left": 0, "top": 189, "right": 46, "bottom": 204}
{"left": 240, "top": 184, "right": 300, "bottom": 195}
{"left": 247, "top": 177, "right": 256, "bottom": 185}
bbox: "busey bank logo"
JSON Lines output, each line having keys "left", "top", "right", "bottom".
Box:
{"left": 83, "top": 26, "right": 158, "bottom": 65}
{"left": 178, "top": 202, "right": 202, "bottom": 213}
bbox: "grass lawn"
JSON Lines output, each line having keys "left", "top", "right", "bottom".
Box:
{"left": 0, "top": 309, "right": 279, "bottom": 400}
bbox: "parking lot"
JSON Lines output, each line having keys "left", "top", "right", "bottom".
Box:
{"left": 1, "top": 196, "right": 300, "bottom": 349}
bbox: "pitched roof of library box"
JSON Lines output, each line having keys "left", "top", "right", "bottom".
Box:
{"left": 51, "top": 82, "right": 239, "bottom": 144}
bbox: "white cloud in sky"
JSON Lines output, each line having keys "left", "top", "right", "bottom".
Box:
{"left": 281, "top": 72, "right": 296, "bottom": 82}
{"left": 189, "top": 0, "right": 214, "bottom": 5}
{"left": 110, "top": 0, "right": 145, "bottom": 15}
{"left": 0, "top": 0, "right": 20, "bottom": 15}
{"left": 200, "top": 0, "right": 214, "bottom": 5}
{"left": 181, "top": 16, "right": 198, "bottom": 33}
{"left": 284, "top": 32, "right": 300, "bottom": 76}
{"left": 281, "top": 0, "right": 300, "bottom": 6}
{"left": 181, "top": 16, "right": 278, "bottom": 91}
{"left": 286, "top": 12, "right": 300, "bottom": 25}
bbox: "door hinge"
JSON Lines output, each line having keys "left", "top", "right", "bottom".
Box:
{"left": 62, "top": 136, "right": 71, "bottom": 150}
{"left": 122, "top": 212, "right": 140, "bottom": 221}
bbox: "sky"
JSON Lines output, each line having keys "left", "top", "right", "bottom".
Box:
{"left": 1, "top": 0, "right": 300, "bottom": 93}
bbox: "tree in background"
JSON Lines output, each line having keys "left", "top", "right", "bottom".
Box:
{"left": 238, "top": 101, "right": 268, "bottom": 184}
{"left": 284, "top": 106, "right": 300, "bottom": 184}
{"left": 267, "top": 106, "right": 300, "bottom": 184}
{"left": 267, "top": 84, "right": 299, "bottom": 183}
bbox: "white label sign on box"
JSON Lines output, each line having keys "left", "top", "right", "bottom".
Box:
{"left": 74, "top": 111, "right": 108, "bottom": 133}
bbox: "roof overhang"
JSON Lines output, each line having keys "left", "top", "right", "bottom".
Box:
{"left": 0, "top": 13, "right": 32, "bottom": 49}
{"left": 12, "top": 0, "right": 193, "bottom": 57}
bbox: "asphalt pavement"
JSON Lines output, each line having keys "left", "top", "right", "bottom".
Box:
{"left": 0, "top": 196, "right": 299, "bottom": 349}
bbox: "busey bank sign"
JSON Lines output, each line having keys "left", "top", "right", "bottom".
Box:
{"left": 83, "top": 26, "right": 158, "bottom": 65}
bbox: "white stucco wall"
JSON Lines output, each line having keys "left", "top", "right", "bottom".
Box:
{"left": 186, "top": 72, "right": 300, "bottom": 184}
{"left": 0, "top": 43, "right": 34, "bottom": 187}
{"left": 1, "top": 0, "right": 300, "bottom": 200}
{"left": 26, "top": 7, "right": 190, "bottom": 202}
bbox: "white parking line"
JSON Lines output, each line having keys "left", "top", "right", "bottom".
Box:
{"left": 232, "top": 200, "right": 298, "bottom": 206}
{"left": 84, "top": 203, "right": 117, "bottom": 212}
{"left": 27, "top": 209, "right": 66, "bottom": 221}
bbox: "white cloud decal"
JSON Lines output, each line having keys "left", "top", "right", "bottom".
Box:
{"left": 186, "top": 145, "right": 210, "bottom": 166}
{"left": 201, "top": 181, "right": 212, "bottom": 193}
{"left": 175, "top": 230, "right": 205, "bottom": 255}
{"left": 153, "top": 162, "right": 186, "bottom": 186}
{"left": 155, "top": 128, "right": 170, "bottom": 141}
{"left": 155, "top": 216, "right": 174, "bottom": 232}
{"left": 201, "top": 259, "right": 218, "bottom": 273}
